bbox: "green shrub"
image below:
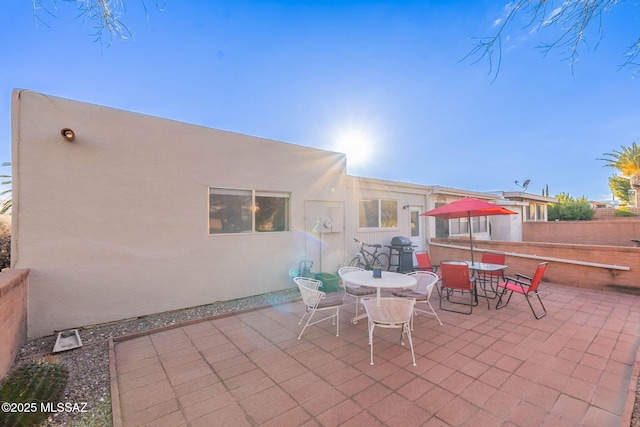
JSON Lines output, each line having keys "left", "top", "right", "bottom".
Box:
{"left": 0, "top": 217, "right": 10, "bottom": 270}
{"left": 0, "top": 359, "right": 69, "bottom": 427}
{"left": 548, "top": 193, "right": 595, "bottom": 221}
{"left": 614, "top": 207, "right": 639, "bottom": 217}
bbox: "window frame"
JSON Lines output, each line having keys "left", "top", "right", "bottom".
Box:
{"left": 358, "top": 198, "right": 399, "bottom": 230}
{"left": 208, "top": 187, "right": 291, "bottom": 235}
{"left": 448, "top": 216, "right": 488, "bottom": 236}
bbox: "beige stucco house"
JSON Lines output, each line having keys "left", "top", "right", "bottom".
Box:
{"left": 11, "top": 90, "right": 548, "bottom": 338}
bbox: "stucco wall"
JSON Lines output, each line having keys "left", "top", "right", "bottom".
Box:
{"left": 429, "top": 239, "right": 638, "bottom": 290}
{"left": 12, "top": 90, "right": 349, "bottom": 337}
{"left": 523, "top": 218, "right": 640, "bottom": 247}
{"left": 0, "top": 269, "right": 29, "bottom": 378}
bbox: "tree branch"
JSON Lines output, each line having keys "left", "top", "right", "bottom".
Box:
{"left": 465, "top": 0, "right": 637, "bottom": 80}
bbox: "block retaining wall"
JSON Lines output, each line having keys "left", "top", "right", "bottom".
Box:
{"left": 523, "top": 218, "right": 640, "bottom": 247}
{"left": 430, "top": 239, "right": 638, "bottom": 291}
{"left": 0, "top": 269, "right": 30, "bottom": 379}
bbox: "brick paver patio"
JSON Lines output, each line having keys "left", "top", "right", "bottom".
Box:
{"left": 111, "top": 283, "right": 640, "bottom": 426}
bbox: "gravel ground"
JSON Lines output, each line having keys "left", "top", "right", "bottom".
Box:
{"left": 10, "top": 288, "right": 301, "bottom": 427}
{"left": 8, "top": 286, "right": 640, "bottom": 426}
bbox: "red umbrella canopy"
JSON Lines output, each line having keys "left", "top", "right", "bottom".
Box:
{"left": 421, "top": 197, "right": 517, "bottom": 219}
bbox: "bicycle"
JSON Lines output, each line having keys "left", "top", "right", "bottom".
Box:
{"left": 347, "top": 238, "right": 390, "bottom": 271}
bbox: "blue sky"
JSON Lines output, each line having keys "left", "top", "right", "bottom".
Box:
{"left": 1, "top": 0, "right": 638, "bottom": 201}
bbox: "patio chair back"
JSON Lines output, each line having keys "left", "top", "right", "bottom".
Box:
{"left": 480, "top": 251, "right": 506, "bottom": 286}
{"left": 294, "top": 277, "right": 343, "bottom": 338}
{"left": 440, "top": 261, "right": 473, "bottom": 291}
{"left": 395, "top": 271, "right": 443, "bottom": 327}
{"left": 439, "top": 261, "right": 477, "bottom": 315}
{"left": 296, "top": 277, "right": 324, "bottom": 307}
{"left": 529, "top": 262, "right": 548, "bottom": 292}
{"left": 362, "top": 297, "right": 416, "bottom": 366}
{"left": 415, "top": 252, "right": 436, "bottom": 271}
{"left": 338, "top": 266, "right": 373, "bottom": 323}
{"left": 481, "top": 251, "right": 506, "bottom": 265}
{"left": 338, "top": 266, "right": 365, "bottom": 290}
{"left": 410, "top": 271, "right": 439, "bottom": 296}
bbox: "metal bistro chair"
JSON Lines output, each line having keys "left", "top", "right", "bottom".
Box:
{"left": 362, "top": 298, "right": 416, "bottom": 367}
{"left": 496, "top": 262, "right": 548, "bottom": 319}
{"left": 294, "top": 277, "right": 344, "bottom": 339}
{"left": 392, "top": 271, "right": 443, "bottom": 329}
{"left": 439, "top": 260, "right": 485, "bottom": 315}
{"left": 338, "top": 266, "right": 375, "bottom": 323}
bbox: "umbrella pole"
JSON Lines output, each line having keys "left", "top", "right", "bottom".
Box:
{"left": 468, "top": 212, "right": 474, "bottom": 264}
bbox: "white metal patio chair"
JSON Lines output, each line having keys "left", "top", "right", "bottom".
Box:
{"left": 294, "top": 277, "right": 343, "bottom": 339}
{"left": 338, "top": 266, "right": 375, "bottom": 323}
{"left": 362, "top": 297, "right": 416, "bottom": 366}
{"left": 391, "top": 271, "right": 443, "bottom": 329}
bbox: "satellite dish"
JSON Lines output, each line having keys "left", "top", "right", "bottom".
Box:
{"left": 515, "top": 179, "right": 531, "bottom": 192}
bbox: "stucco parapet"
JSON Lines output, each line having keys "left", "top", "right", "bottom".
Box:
{"left": 0, "top": 269, "right": 30, "bottom": 298}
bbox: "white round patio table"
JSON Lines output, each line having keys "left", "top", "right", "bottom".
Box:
{"left": 342, "top": 270, "right": 417, "bottom": 323}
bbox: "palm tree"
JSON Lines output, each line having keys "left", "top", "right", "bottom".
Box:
{"left": 599, "top": 143, "right": 640, "bottom": 206}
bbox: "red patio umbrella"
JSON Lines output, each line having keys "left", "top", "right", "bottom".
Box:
{"left": 421, "top": 197, "right": 517, "bottom": 264}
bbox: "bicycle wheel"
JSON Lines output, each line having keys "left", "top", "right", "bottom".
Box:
{"left": 348, "top": 255, "right": 365, "bottom": 269}
{"left": 373, "top": 253, "right": 390, "bottom": 271}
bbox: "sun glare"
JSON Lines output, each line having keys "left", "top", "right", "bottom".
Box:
{"left": 335, "top": 128, "right": 373, "bottom": 167}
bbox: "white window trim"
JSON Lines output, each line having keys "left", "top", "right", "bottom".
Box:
{"left": 208, "top": 187, "right": 291, "bottom": 235}
{"left": 358, "top": 199, "right": 400, "bottom": 230}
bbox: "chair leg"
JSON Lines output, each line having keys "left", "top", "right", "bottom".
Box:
{"left": 298, "top": 307, "right": 340, "bottom": 339}
{"left": 439, "top": 288, "right": 473, "bottom": 315}
{"left": 410, "top": 308, "right": 415, "bottom": 331}
{"left": 477, "top": 282, "right": 491, "bottom": 310}
{"left": 298, "top": 307, "right": 310, "bottom": 325}
{"left": 368, "top": 321, "right": 375, "bottom": 365}
{"left": 495, "top": 287, "right": 513, "bottom": 310}
{"left": 423, "top": 301, "right": 444, "bottom": 326}
{"left": 404, "top": 323, "right": 416, "bottom": 367}
{"left": 298, "top": 309, "right": 317, "bottom": 339}
{"left": 525, "top": 292, "right": 547, "bottom": 319}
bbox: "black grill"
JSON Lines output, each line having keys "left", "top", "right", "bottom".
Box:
{"left": 391, "top": 236, "right": 411, "bottom": 246}
{"left": 387, "top": 236, "right": 414, "bottom": 272}
{"left": 390, "top": 236, "right": 413, "bottom": 252}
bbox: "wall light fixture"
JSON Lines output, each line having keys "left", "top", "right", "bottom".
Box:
{"left": 60, "top": 128, "right": 76, "bottom": 142}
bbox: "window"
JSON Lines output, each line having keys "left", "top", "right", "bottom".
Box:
{"left": 209, "top": 188, "right": 290, "bottom": 234}
{"left": 358, "top": 199, "right": 398, "bottom": 229}
{"left": 255, "top": 192, "right": 290, "bottom": 232}
{"left": 524, "top": 203, "right": 546, "bottom": 221}
{"left": 450, "top": 217, "right": 468, "bottom": 235}
{"left": 449, "top": 216, "right": 487, "bottom": 235}
{"left": 525, "top": 203, "right": 535, "bottom": 221}
{"left": 472, "top": 216, "right": 488, "bottom": 233}
{"left": 410, "top": 210, "right": 419, "bottom": 237}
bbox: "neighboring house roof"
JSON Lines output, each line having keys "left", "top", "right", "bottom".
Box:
{"left": 430, "top": 185, "right": 501, "bottom": 200}
{"left": 501, "top": 191, "right": 557, "bottom": 204}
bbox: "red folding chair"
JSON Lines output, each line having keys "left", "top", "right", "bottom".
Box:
{"left": 415, "top": 252, "right": 440, "bottom": 275}
{"left": 439, "top": 261, "right": 482, "bottom": 315}
{"left": 478, "top": 251, "right": 506, "bottom": 296}
{"left": 495, "top": 262, "right": 548, "bottom": 319}
{"left": 415, "top": 252, "right": 442, "bottom": 296}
